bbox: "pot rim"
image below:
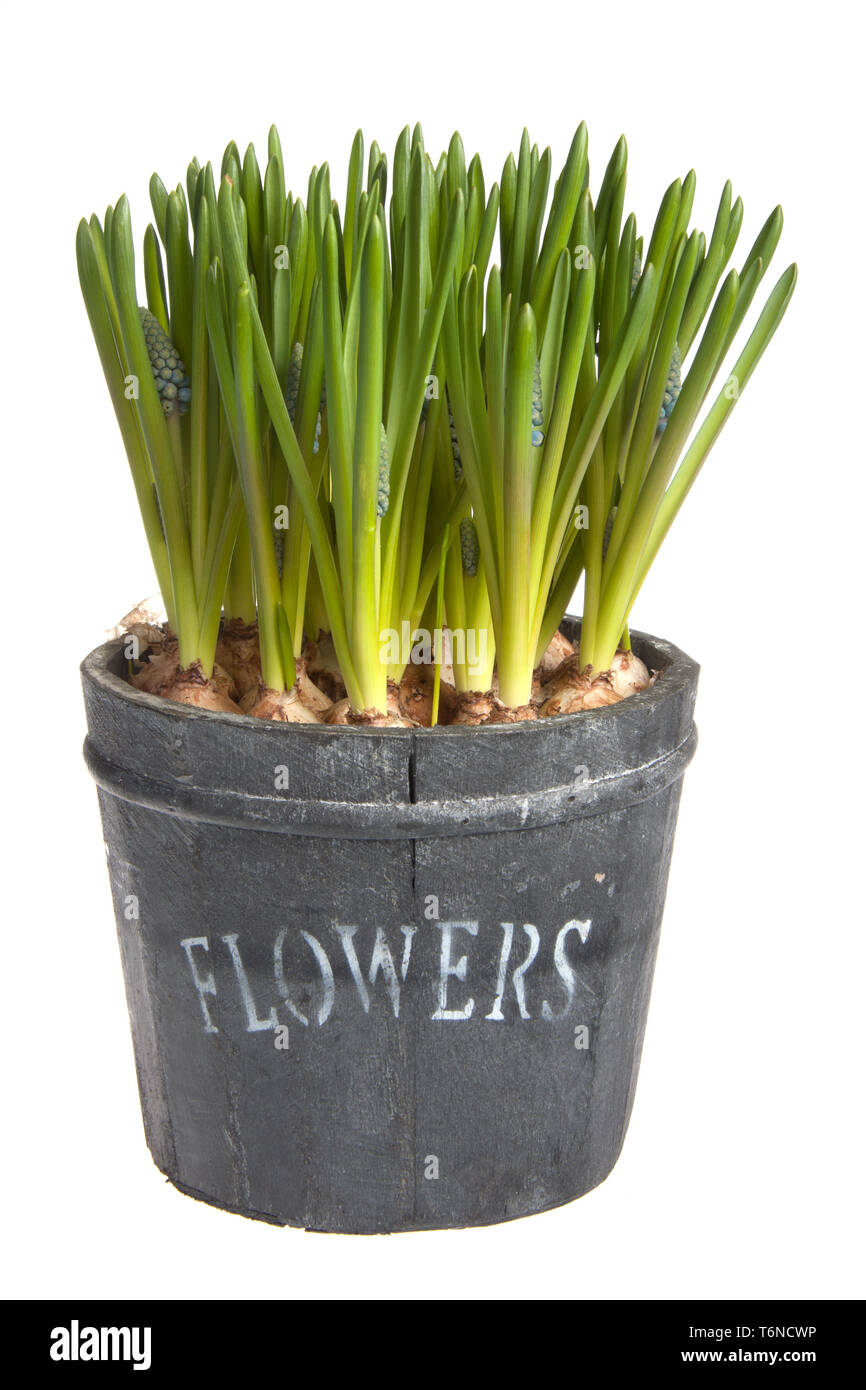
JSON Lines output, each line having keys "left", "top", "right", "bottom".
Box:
{"left": 81, "top": 616, "right": 698, "bottom": 742}
{"left": 81, "top": 617, "right": 700, "bottom": 837}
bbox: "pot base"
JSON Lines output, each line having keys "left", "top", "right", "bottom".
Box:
{"left": 159, "top": 1146, "right": 626, "bottom": 1234}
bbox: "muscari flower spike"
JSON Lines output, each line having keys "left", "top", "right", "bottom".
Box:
{"left": 448, "top": 401, "right": 462, "bottom": 481}
{"left": 628, "top": 258, "right": 681, "bottom": 432}
{"left": 285, "top": 342, "right": 303, "bottom": 423}
{"left": 603, "top": 505, "right": 618, "bottom": 559}
{"left": 313, "top": 384, "right": 327, "bottom": 455}
{"left": 377, "top": 424, "right": 390, "bottom": 519}
{"left": 532, "top": 358, "right": 544, "bottom": 446}
{"left": 460, "top": 516, "right": 479, "bottom": 577}
{"left": 285, "top": 343, "right": 323, "bottom": 452}
{"left": 139, "top": 308, "right": 191, "bottom": 415}
{"left": 658, "top": 344, "right": 682, "bottom": 433}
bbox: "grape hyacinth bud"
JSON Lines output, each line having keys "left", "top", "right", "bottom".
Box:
{"left": 285, "top": 344, "right": 323, "bottom": 452}
{"left": 658, "top": 344, "right": 682, "bottom": 433}
{"left": 139, "top": 308, "right": 191, "bottom": 415}
{"left": 532, "top": 359, "right": 544, "bottom": 445}
{"left": 448, "top": 400, "right": 463, "bottom": 481}
{"left": 377, "top": 424, "right": 390, "bottom": 519}
{"left": 460, "top": 516, "right": 479, "bottom": 577}
{"left": 285, "top": 342, "right": 303, "bottom": 423}
{"left": 631, "top": 251, "right": 642, "bottom": 294}
{"left": 603, "top": 505, "right": 617, "bottom": 559}
{"left": 313, "top": 383, "right": 325, "bottom": 455}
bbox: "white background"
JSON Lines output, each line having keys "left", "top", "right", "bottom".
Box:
{"left": 2, "top": 0, "right": 863, "bottom": 1301}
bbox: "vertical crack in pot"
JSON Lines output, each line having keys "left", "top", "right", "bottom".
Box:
{"left": 207, "top": 938, "right": 251, "bottom": 1213}
{"left": 223, "top": 1034, "right": 252, "bottom": 1212}
{"left": 407, "top": 733, "right": 420, "bottom": 1222}
{"left": 148, "top": 929, "right": 181, "bottom": 1185}
{"left": 407, "top": 733, "right": 418, "bottom": 808}
{"left": 112, "top": 844, "right": 179, "bottom": 1184}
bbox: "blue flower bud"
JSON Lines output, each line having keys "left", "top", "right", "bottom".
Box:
{"left": 658, "top": 344, "right": 682, "bottom": 433}
{"left": 449, "top": 403, "right": 463, "bottom": 481}
{"left": 139, "top": 308, "right": 190, "bottom": 416}
{"left": 603, "top": 505, "right": 618, "bottom": 559}
{"left": 460, "top": 516, "right": 479, "bottom": 577}
{"left": 377, "top": 424, "right": 390, "bottom": 518}
{"left": 532, "top": 359, "right": 544, "bottom": 445}
{"left": 285, "top": 342, "right": 303, "bottom": 423}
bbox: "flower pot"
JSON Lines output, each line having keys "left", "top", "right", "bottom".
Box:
{"left": 81, "top": 618, "right": 698, "bottom": 1233}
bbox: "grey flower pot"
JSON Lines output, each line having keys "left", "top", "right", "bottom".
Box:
{"left": 81, "top": 619, "right": 698, "bottom": 1233}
